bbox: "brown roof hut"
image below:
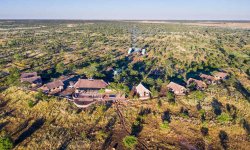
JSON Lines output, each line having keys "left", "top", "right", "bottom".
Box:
{"left": 199, "top": 73, "right": 216, "bottom": 84}
{"left": 187, "top": 78, "right": 207, "bottom": 90}
{"left": 74, "top": 79, "right": 108, "bottom": 93}
{"left": 21, "top": 72, "right": 37, "bottom": 78}
{"left": 40, "top": 80, "right": 64, "bottom": 94}
{"left": 167, "top": 82, "right": 187, "bottom": 95}
{"left": 214, "top": 72, "right": 228, "bottom": 80}
{"left": 20, "top": 72, "right": 42, "bottom": 86}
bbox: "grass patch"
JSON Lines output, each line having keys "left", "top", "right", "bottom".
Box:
{"left": 217, "top": 113, "right": 233, "bottom": 123}
{"left": 123, "top": 136, "right": 137, "bottom": 149}
{"left": 160, "top": 121, "right": 170, "bottom": 130}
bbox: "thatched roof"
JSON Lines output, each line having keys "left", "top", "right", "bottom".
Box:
{"left": 187, "top": 78, "right": 207, "bottom": 88}
{"left": 167, "top": 82, "right": 186, "bottom": 92}
{"left": 200, "top": 74, "right": 215, "bottom": 81}
{"left": 46, "top": 80, "right": 64, "bottom": 89}
{"left": 74, "top": 79, "right": 108, "bottom": 89}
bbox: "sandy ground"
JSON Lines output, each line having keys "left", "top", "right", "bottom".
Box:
{"left": 129, "top": 21, "right": 250, "bottom": 29}
{"left": 184, "top": 22, "right": 250, "bottom": 29}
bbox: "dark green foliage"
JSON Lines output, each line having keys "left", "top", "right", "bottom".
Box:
{"left": 6, "top": 67, "right": 20, "bottom": 86}
{"left": 56, "top": 62, "right": 65, "bottom": 74}
{"left": 35, "top": 90, "right": 49, "bottom": 101}
{"left": 28, "top": 100, "right": 35, "bottom": 108}
{"left": 191, "top": 91, "right": 205, "bottom": 102}
{"left": 0, "top": 137, "right": 13, "bottom": 150}
{"left": 166, "top": 91, "right": 175, "bottom": 103}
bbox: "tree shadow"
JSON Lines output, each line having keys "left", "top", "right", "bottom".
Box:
{"left": 0, "top": 100, "right": 10, "bottom": 108}
{"left": 168, "top": 76, "right": 186, "bottom": 87}
{"left": 131, "top": 107, "right": 151, "bottom": 137}
{"left": 186, "top": 67, "right": 219, "bottom": 80}
{"left": 180, "top": 107, "right": 189, "bottom": 117}
{"left": 88, "top": 105, "right": 97, "bottom": 115}
{"left": 226, "top": 104, "right": 237, "bottom": 120}
{"left": 103, "top": 102, "right": 112, "bottom": 112}
{"left": 235, "top": 81, "right": 250, "bottom": 101}
{"left": 86, "top": 117, "right": 102, "bottom": 141}
{"left": 138, "top": 107, "right": 151, "bottom": 116}
{"left": 0, "top": 121, "right": 9, "bottom": 131}
{"left": 14, "top": 118, "right": 45, "bottom": 145}
{"left": 219, "top": 130, "right": 229, "bottom": 150}
{"left": 196, "top": 102, "right": 202, "bottom": 111}
{"left": 1, "top": 109, "right": 16, "bottom": 119}
{"left": 162, "top": 110, "right": 171, "bottom": 123}
{"left": 105, "top": 116, "right": 117, "bottom": 132}
{"left": 241, "top": 119, "right": 250, "bottom": 135}
{"left": 133, "top": 61, "right": 146, "bottom": 73}
{"left": 211, "top": 98, "right": 222, "bottom": 116}
{"left": 11, "top": 118, "right": 32, "bottom": 136}
{"left": 102, "top": 116, "right": 117, "bottom": 149}
{"left": 131, "top": 117, "right": 143, "bottom": 137}
{"left": 58, "top": 138, "right": 72, "bottom": 150}
{"left": 101, "top": 132, "right": 113, "bottom": 150}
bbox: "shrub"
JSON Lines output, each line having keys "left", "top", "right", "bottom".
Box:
{"left": 123, "top": 136, "right": 137, "bottom": 149}
{"left": 191, "top": 91, "right": 205, "bottom": 101}
{"left": 28, "top": 100, "right": 35, "bottom": 108}
{"left": 157, "top": 99, "right": 162, "bottom": 108}
{"left": 0, "top": 137, "right": 13, "bottom": 150}
{"left": 160, "top": 121, "right": 169, "bottom": 130}
{"left": 180, "top": 107, "right": 189, "bottom": 118}
{"left": 217, "top": 113, "right": 233, "bottom": 123}
{"left": 6, "top": 67, "right": 20, "bottom": 86}
{"left": 199, "top": 109, "right": 206, "bottom": 122}
{"left": 166, "top": 91, "right": 175, "bottom": 103}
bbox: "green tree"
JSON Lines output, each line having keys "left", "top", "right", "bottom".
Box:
{"left": 0, "top": 137, "right": 13, "bottom": 150}
{"left": 6, "top": 67, "right": 20, "bottom": 85}
{"left": 28, "top": 100, "right": 35, "bottom": 108}
{"left": 108, "top": 82, "right": 129, "bottom": 95}
{"left": 166, "top": 91, "right": 175, "bottom": 103}
{"left": 81, "top": 63, "right": 99, "bottom": 79}
{"left": 56, "top": 62, "right": 65, "bottom": 74}
{"left": 123, "top": 136, "right": 137, "bottom": 149}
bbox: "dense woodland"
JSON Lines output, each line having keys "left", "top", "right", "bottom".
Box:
{"left": 0, "top": 20, "right": 250, "bottom": 149}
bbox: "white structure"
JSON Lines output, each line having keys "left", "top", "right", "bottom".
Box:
{"left": 135, "top": 83, "right": 151, "bottom": 99}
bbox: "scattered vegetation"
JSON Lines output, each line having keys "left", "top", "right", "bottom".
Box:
{"left": 0, "top": 20, "right": 249, "bottom": 149}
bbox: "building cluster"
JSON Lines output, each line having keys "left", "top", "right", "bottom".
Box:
{"left": 129, "top": 71, "right": 229, "bottom": 99}
{"left": 20, "top": 73, "right": 125, "bottom": 108}
{"left": 20, "top": 71, "right": 228, "bottom": 108}
{"left": 166, "top": 72, "right": 229, "bottom": 96}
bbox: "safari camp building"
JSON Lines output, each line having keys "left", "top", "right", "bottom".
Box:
{"left": 74, "top": 79, "right": 108, "bottom": 93}
{"left": 167, "top": 82, "right": 187, "bottom": 95}
{"left": 187, "top": 78, "right": 207, "bottom": 90}
{"left": 20, "top": 72, "right": 42, "bottom": 86}
{"left": 135, "top": 83, "right": 151, "bottom": 99}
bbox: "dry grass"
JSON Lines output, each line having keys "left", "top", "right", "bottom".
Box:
{"left": 1, "top": 85, "right": 250, "bottom": 149}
